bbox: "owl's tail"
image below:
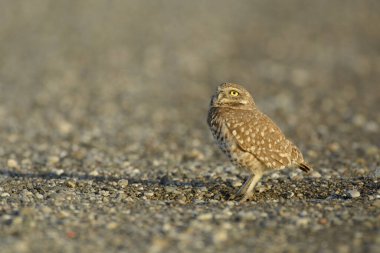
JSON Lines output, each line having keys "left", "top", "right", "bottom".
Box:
{"left": 297, "top": 162, "right": 312, "bottom": 172}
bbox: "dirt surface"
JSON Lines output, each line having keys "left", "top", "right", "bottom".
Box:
{"left": 0, "top": 1, "right": 379, "bottom": 252}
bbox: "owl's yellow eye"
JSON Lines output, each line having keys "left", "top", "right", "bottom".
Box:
{"left": 229, "top": 90, "right": 239, "bottom": 96}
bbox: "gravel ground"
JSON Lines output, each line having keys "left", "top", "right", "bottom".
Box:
{"left": 0, "top": 1, "right": 379, "bottom": 252}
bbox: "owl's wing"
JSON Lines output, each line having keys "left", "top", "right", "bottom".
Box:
{"left": 225, "top": 110, "right": 299, "bottom": 169}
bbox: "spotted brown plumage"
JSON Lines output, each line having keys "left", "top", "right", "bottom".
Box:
{"left": 207, "top": 82, "right": 311, "bottom": 202}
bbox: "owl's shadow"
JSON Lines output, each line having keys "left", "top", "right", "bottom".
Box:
{"left": 0, "top": 169, "right": 219, "bottom": 188}
{"left": 0, "top": 168, "right": 234, "bottom": 201}
{"left": 0, "top": 169, "right": 123, "bottom": 182}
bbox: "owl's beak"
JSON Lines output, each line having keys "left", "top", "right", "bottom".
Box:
{"left": 211, "top": 93, "right": 224, "bottom": 106}
{"left": 214, "top": 92, "right": 225, "bottom": 105}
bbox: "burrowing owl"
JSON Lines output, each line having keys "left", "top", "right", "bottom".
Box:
{"left": 207, "top": 82, "right": 311, "bottom": 202}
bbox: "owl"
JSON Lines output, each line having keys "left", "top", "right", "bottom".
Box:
{"left": 207, "top": 82, "right": 311, "bottom": 202}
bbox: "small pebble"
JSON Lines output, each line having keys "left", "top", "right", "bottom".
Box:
{"left": 310, "top": 171, "right": 321, "bottom": 178}
{"left": 36, "top": 193, "right": 44, "bottom": 199}
{"left": 89, "top": 170, "right": 99, "bottom": 176}
{"left": 287, "top": 191, "right": 295, "bottom": 198}
{"left": 118, "top": 179, "right": 129, "bottom": 188}
{"left": 197, "top": 213, "right": 213, "bottom": 221}
{"left": 213, "top": 229, "right": 228, "bottom": 243}
{"left": 328, "top": 143, "right": 340, "bottom": 152}
{"left": 318, "top": 218, "right": 328, "bottom": 225}
{"left": 144, "top": 192, "right": 154, "bottom": 197}
{"left": 347, "top": 189, "right": 360, "bottom": 198}
{"left": 165, "top": 187, "right": 179, "bottom": 194}
{"left": 107, "top": 222, "right": 119, "bottom": 230}
{"left": 238, "top": 211, "right": 257, "bottom": 220}
{"left": 7, "top": 159, "right": 18, "bottom": 168}
{"left": 53, "top": 169, "right": 65, "bottom": 176}
{"left": 48, "top": 156, "right": 60, "bottom": 165}
{"left": 66, "top": 181, "right": 76, "bottom": 188}
{"left": 232, "top": 181, "right": 242, "bottom": 187}
{"left": 296, "top": 218, "right": 310, "bottom": 227}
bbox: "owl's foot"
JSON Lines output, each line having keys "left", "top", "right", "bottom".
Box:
{"left": 227, "top": 176, "right": 253, "bottom": 201}
{"left": 239, "top": 193, "right": 253, "bottom": 203}
{"left": 228, "top": 192, "right": 253, "bottom": 202}
{"left": 231, "top": 173, "right": 263, "bottom": 203}
{"left": 236, "top": 175, "right": 254, "bottom": 196}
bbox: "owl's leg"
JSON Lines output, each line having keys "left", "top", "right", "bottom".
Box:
{"left": 239, "top": 172, "right": 263, "bottom": 203}
{"left": 228, "top": 175, "right": 253, "bottom": 201}
{"left": 236, "top": 174, "right": 254, "bottom": 197}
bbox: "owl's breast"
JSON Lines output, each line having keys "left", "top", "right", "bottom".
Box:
{"left": 208, "top": 113, "right": 260, "bottom": 171}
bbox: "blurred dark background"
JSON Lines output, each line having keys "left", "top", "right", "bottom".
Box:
{"left": 0, "top": 0, "right": 379, "bottom": 173}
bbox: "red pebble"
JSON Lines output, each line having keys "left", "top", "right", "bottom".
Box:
{"left": 66, "top": 231, "right": 76, "bottom": 239}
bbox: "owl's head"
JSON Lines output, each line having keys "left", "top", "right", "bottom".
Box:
{"left": 210, "top": 83, "right": 255, "bottom": 109}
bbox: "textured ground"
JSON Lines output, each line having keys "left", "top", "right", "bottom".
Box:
{"left": 0, "top": 1, "right": 379, "bottom": 252}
